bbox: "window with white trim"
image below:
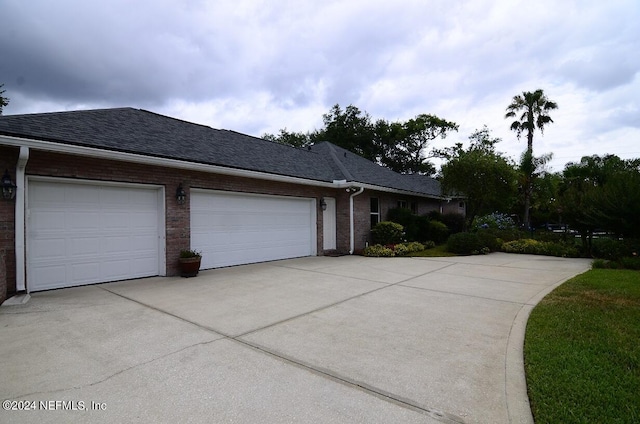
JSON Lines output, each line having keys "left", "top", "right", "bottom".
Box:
{"left": 370, "top": 198, "right": 380, "bottom": 228}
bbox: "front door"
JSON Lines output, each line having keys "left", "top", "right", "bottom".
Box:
{"left": 322, "top": 197, "right": 336, "bottom": 250}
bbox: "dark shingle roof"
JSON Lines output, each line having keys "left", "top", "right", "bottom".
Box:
{"left": 0, "top": 107, "right": 442, "bottom": 197}
{"left": 309, "top": 142, "right": 443, "bottom": 197}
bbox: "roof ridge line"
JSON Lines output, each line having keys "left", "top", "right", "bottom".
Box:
{"left": 326, "top": 142, "right": 354, "bottom": 181}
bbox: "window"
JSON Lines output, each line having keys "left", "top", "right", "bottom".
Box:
{"left": 410, "top": 202, "right": 417, "bottom": 214}
{"left": 397, "top": 200, "right": 408, "bottom": 209}
{"left": 370, "top": 198, "right": 380, "bottom": 228}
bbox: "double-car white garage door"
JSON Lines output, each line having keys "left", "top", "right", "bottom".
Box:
{"left": 27, "top": 179, "right": 163, "bottom": 291}
{"left": 191, "top": 190, "right": 316, "bottom": 269}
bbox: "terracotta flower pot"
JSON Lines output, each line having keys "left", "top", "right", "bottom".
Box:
{"left": 179, "top": 257, "right": 201, "bottom": 277}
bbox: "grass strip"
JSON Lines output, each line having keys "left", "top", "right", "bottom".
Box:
{"left": 524, "top": 269, "right": 640, "bottom": 423}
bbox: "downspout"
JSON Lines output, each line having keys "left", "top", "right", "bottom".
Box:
{"left": 15, "top": 146, "right": 29, "bottom": 292}
{"left": 349, "top": 186, "right": 365, "bottom": 254}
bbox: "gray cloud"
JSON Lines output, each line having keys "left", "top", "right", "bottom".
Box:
{"left": 1, "top": 0, "right": 639, "bottom": 169}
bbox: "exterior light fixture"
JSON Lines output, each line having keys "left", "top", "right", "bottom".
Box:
{"left": 320, "top": 197, "right": 327, "bottom": 211}
{"left": 2, "top": 169, "right": 16, "bottom": 200}
{"left": 176, "top": 183, "right": 186, "bottom": 205}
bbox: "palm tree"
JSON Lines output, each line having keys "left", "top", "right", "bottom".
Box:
{"left": 505, "top": 89, "right": 558, "bottom": 228}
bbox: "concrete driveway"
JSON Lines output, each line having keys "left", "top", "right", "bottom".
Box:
{"left": 0, "top": 253, "right": 591, "bottom": 424}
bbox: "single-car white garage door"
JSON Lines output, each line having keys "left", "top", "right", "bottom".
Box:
{"left": 27, "top": 179, "right": 163, "bottom": 291}
{"left": 191, "top": 190, "right": 316, "bottom": 269}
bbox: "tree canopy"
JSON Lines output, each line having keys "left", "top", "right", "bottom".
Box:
{"left": 437, "top": 126, "right": 518, "bottom": 225}
{"left": 263, "top": 104, "right": 458, "bottom": 176}
{"left": 0, "top": 84, "right": 9, "bottom": 115}
{"left": 559, "top": 155, "right": 640, "bottom": 240}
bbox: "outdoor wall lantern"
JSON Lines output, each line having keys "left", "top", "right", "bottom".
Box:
{"left": 2, "top": 169, "right": 17, "bottom": 200}
{"left": 319, "top": 197, "right": 327, "bottom": 211}
{"left": 176, "top": 183, "right": 186, "bottom": 205}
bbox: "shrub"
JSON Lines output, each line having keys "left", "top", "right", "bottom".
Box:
{"left": 591, "top": 237, "right": 627, "bottom": 260}
{"left": 422, "top": 240, "right": 436, "bottom": 249}
{"left": 387, "top": 208, "right": 418, "bottom": 241}
{"left": 502, "top": 239, "right": 580, "bottom": 257}
{"left": 620, "top": 256, "right": 640, "bottom": 270}
{"left": 447, "top": 232, "right": 482, "bottom": 255}
{"left": 427, "top": 210, "right": 443, "bottom": 221}
{"left": 473, "top": 212, "right": 517, "bottom": 231}
{"left": 405, "top": 241, "right": 426, "bottom": 252}
{"left": 371, "top": 221, "right": 404, "bottom": 245}
{"left": 393, "top": 244, "right": 410, "bottom": 256}
{"left": 362, "top": 244, "right": 395, "bottom": 257}
{"left": 591, "top": 259, "right": 610, "bottom": 269}
{"left": 441, "top": 212, "right": 466, "bottom": 234}
{"left": 428, "top": 220, "right": 449, "bottom": 244}
{"left": 476, "top": 230, "right": 502, "bottom": 252}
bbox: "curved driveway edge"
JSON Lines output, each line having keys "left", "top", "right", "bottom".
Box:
{"left": 0, "top": 253, "right": 592, "bottom": 423}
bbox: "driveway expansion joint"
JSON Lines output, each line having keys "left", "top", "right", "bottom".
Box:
{"left": 235, "top": 338, "right": 467, "bottom": 424}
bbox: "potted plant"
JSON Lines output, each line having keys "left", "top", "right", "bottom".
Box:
{"left": 179, "top": 249, "right": 202, "bottom": 277}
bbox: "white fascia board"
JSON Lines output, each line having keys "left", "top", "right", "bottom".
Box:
{"left": 0, "top": 135, "right": 448, "bottom": 198}
{"left": 0, "top": 135, "right": 337, "bottom": 189}
{"left": 331, "top": 179, "right": 445, "bottom": 200}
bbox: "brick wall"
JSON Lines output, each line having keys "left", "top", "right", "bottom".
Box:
{"left": 0, "top": 146, "right": 19, "bottom": 304}
{"left": 0, "top": 149, "right": 346, "bottom": 297}
{"left": 0, "top": 146, "right": 453, "bottom": 299}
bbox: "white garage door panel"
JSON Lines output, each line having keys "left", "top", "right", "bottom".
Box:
{"left": 28, "top": 180, "right": 161, "bottom": 291}
{"left": 191, "top": 191, "right": 315, "bottom": 269}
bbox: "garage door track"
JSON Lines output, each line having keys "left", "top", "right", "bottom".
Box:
{"left": 0, "top": 253, "right": 591, "bottom": 423}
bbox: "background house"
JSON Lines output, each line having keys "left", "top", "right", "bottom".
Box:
{"left": 0, "top": 108, "right": 464, "bottom": 301}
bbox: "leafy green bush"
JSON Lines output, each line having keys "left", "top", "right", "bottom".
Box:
{"left": 428, "top": 220, "right": 449, "bottom": 244}
{"left": 621, "top": 256, "right": 640, "bottom": 270}
{"left": 591, "top": 259, "right": 610, "bottom": 269}
{"left": 422, "top": 240, "right": 436, "bottom": 249}
{"left": 447, "top": 232, "right": 482, "bottom": 254}
{"left": 591, "top": 237, "right": 627, "bottom": 260}
{"left": 441, "top": 212, "right": 466, "bottom": 234}
{"left": 386, "top": 208, "right": 418, "bottom": 240}
{"left": 473, "top": 212, "right": 517, "bottom": 230}
{"left": 404, "top": 241, "right": 426, "bottom": 252}
{"left": 476, "top": 230, "right": 502, "bottom": 252}
{"left": 371, "top": 221, "right": 404, "bottom": 245}
{"left": 502, "top": 239, "right": 580, "bottom": 257}
{"left": 393, "top": 244, "right": 410, "bottom": 256}
{"left": 362, "top": 244, "right": 395, "bottom": 257}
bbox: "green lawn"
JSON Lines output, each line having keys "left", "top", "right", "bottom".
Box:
{"left": 524, "top": 269, "right": 640, "bottom": 423}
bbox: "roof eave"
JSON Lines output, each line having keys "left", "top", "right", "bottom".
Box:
{"left": 0, "top": 134, "right": 338, "bottom": 189}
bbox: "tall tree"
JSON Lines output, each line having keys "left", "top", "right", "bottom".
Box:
{"left": 505, "top": 89, "right": 558, "bottom": 228}
{"left": 263, "top": 104, "right": 457, "bottom": 175}
{"left": 262, "top": 128, "right": 311, "bottom": 148}
{"left": 311, "top": 104, "right": 378, "bottom": 161}
{"left": 559, "top": 155, "right": 640, "bottom": 247}
{"left": 437, "top": 126, "right": 518, "bottom": 226}
{"left": 0, "top": 84, "right": 9, "bottom": 115}
{"left": 396, "top": 114, "right": 458, "bottom": 175}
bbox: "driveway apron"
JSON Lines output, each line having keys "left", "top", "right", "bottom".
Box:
{"left": 0, "top": 253, "right": 591, "bottom": 423}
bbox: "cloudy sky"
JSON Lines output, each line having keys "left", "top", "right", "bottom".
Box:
{"left": 1, "top": 0, "right": 639, "bottom": 171}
